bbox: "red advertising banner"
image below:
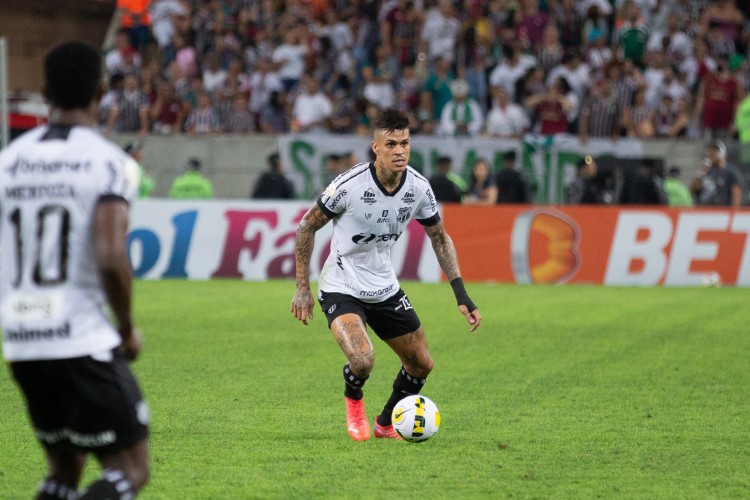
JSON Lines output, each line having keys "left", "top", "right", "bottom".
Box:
{"left": 442, "top": 205, "right": 750, "bottom": 287}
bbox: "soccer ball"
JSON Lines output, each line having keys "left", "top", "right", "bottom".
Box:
{"left": 391, "top": 395, "right": 440, "bottom": 442}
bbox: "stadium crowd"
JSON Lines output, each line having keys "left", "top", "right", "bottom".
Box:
{"left": 106, "top": 0, "right": 750, "bottom": 142}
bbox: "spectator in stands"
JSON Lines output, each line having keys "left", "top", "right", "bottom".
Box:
{"left": 224, "top": 94, "right": 255, "bottom": 133}
{"left": 654, "top": 95, "right": 691, "bottom": 138}
{"left": 419, "top": 0, "right": 460, "bottom": 65}
{"left": 695, "top": 57, "right": 744, "bottom": 140}
{"left": 647, "top": 11, "right": 693, "bottom": 67}
{"left": 489, "top": 42, "right": 537, "bottom": 103}
{"left": 248, "top": 57, "right": 283, "bottom": 120}
{"left": 537, "top": 24, "right": 564, "bottom": 78}
{"left": 551, "top": 0, "right": 587, "bottom": 50}
{"left": 438, "top": 79, "right": 483, "bottom": 137}
{"left": 566, "top": 155, "right": 606, "bottom": 204}
{"left": 700, "top": 0, "right": 745, "bottom": 46}
{"left": 692, "top": 140, "right": 743, "bottom": 208}
{"left": 259, "top": 90, "right": 289, "bottom": 134}
{"left": 663, "top": 166, "right": 694, "bottom": 206}
{"left": 615, "top": 1, "right": 650, "bottom": 68}
{"left": 429, "top": 155, "right": 464, "bottom": 203}
{"left": 273, "top": 28, "right": 309, "bottom": 93}
{"left": 526, "top": 77, "right": 575, "bottom": 136}
{"left": 291, "top": 75, "right": 333, "bottom": 134}
{"left": 324, "top": 86, "right": 355, "bottom": 135}
{"left": 99, "top": 73, "right": 125, "bottom": 129}
{"left": 117, "top": 0, "right": 152, "bottom": 51}
{"left": 106, "top": 73, "right": 150, "bottom": 137}
{"left": 106, "top": 28, "right": 142, "bottom": 76}
{"left": 464, "top": 158, "right": 498, "bottom": 205}
{"left": 622, "top": 87, "right": 655, "bottom": 138}
{"left": 518, "top": 0, "right": 549, "bottom": 48}
{"left": 252, "top": 152, "right": 296, "bottom": 199}
{"left": 173, "top": 33, "right": 198, "bottom": 79}
{"left": 202, "top": 52, "right": 228, "bottom": 94}
{"left": 682, "top": 37, "right": 717, "bottom": 91}
{"left": 185, "top": 91, "right": 221, "bottom": 135}
{"left": 362, "top": 44, "right": 398, "bottom": 109}
{"left": 496, "top": 151, "right": 531, "bottom": 204}
{"left": 579, "top": 77, "right": 622, "bottom": 144}
{"left": 643, "top": 49, "right": 667, "bottom": 107}
{"left": 169, "top": 157, "right": 214, "bottom": 198}
{"left": 546, "top": 48, "right": 589, "bottom": 98}
{"left": 150, "top": 80, "right": 187, "bottom": 135}
{"left": 586, "top": 29, "right": 614, "bottom": 78}
{"left": 421, "top": 56, "right": 454, "bottom": 120}
{"left": 485, "top": 86, "right": 530, "bottom": 139}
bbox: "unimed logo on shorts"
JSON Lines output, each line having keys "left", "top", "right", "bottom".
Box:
{"left": 511, "top": 210, "right": 580, "bottom": 284}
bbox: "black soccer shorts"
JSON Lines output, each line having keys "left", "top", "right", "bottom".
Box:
{"left": 319, "top": 289, "right": 421, "bottom": 340}
{"left": 10, "top": 349, "right": 149, "bottom": 456}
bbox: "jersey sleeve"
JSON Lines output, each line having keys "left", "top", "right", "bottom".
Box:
{"left": 316, "top": 179, "right": 349, "bottom": 219}
{"left": 97, "top": 152, "right": 140, "bottom": 204}
{"left": 416, "top": 186, "right": 440, "bottom": 226}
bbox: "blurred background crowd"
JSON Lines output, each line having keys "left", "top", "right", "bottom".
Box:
{"left": 106, "top": 0, "right": 750, "bottom": 143}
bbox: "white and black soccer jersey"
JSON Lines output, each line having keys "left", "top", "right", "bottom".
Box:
{"left": 0, "top": 125, "right": 139, "bottom": 361}
{"left": 317, "top": 162, "right": 440, "bottom": 303}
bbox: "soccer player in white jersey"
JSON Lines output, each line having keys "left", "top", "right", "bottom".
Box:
{"left": 291, "top": 108, "right": 482, "bottom": 441}
{"left": 0, "top": 42, "right": 149, "bottom": 499}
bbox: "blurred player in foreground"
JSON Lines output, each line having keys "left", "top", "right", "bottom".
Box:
{"left": 0, "top": 42, "right": 149, "bottom": 498}
{"left": 291, "top": 108, "right": 482, "bottom": 441}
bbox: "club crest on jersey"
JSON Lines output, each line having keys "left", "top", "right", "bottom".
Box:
{"left": 401, "top": 189, "right": 416, "bottom": 204}
{"left": 361, "top": 188, "right": 377, "bottom": 204}
{"left": 397, "top": 207, "right": 411, "bottom": 223}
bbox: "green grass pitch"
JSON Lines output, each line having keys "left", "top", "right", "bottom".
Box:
{"left": 1, "top": 280, "right": 749, "bottom": 498}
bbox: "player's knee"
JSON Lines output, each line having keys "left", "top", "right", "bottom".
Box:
{"left": 349, "top": 349, "right": 375, "bottom": 376}
{"left": 128, "top": 460, "right": 150, "bottom": 492}
{"left": 406, "top": 354, "right": 433, "bottom": 378}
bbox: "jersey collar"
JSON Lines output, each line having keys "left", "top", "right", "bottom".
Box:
{"left": 369, "top": 162, "right": 408, "bottom": 197}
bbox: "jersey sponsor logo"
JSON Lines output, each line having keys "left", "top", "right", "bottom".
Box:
{"left": 361, "top": 188, "right": 377, "bottom": 204}
{"left": 426, "top": 188, "right": 437, "bottom": 211}
{"left": 397, "top": 207, "right": 412, "bottom": 223}
{"left": 351, "top": 232, "right": 402, "bottom": 244}
{"left": 328, "top": 189, "right": 347, "bottom": 210}
{"left": 3, "top": 322, "right": 71, "bottom": 343}
{"left": 401, "top": 189, "right": 416, "bottom": 204}
{"left": 4, "top": 156, "right": 91, "bottom": 177}
{"left": 359, "top": 283, "right": 395, "bottom": 298}
{"left": 378, "top": 209, "right": 391, "bottom": 223}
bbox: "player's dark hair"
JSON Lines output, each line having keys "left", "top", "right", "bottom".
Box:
{"left": 44, "top": 41, "right": 102, "bottom": 110}
{"left": 373, "top": 108, "right": 409, "bottom": 134}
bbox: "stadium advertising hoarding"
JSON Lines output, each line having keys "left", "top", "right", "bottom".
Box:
{"left": 128, "top": 201, "right": 750, "bottom": 286}
{"left": 443, "top": 205, "right": 750, "bottom": 287}
{"left": 127, "top": 200, "right": 441, "bottom": 282}
{"left": 278, "top": 134, "right": 644, "bottom": 203}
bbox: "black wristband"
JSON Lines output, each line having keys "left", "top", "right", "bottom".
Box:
{"left": 450, "top": 277, "right": 477, "bottom": 312}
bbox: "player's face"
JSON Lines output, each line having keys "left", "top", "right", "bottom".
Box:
{"left": 372, "top": 128, "right": 410, "bottom": 173}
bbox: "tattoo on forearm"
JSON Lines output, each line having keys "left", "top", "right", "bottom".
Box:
{"left": 425, "top": 223, "right": 460, "bottom": 280}
{"left": 295, "top": 205, "right": 330, "bottom": 287}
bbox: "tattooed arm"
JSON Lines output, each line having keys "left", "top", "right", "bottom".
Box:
{"left": 291, "top": 204, "right": 331, "bottom": 325}
{"left": 425, "top": 221, "right": 482, "bottom": 332}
